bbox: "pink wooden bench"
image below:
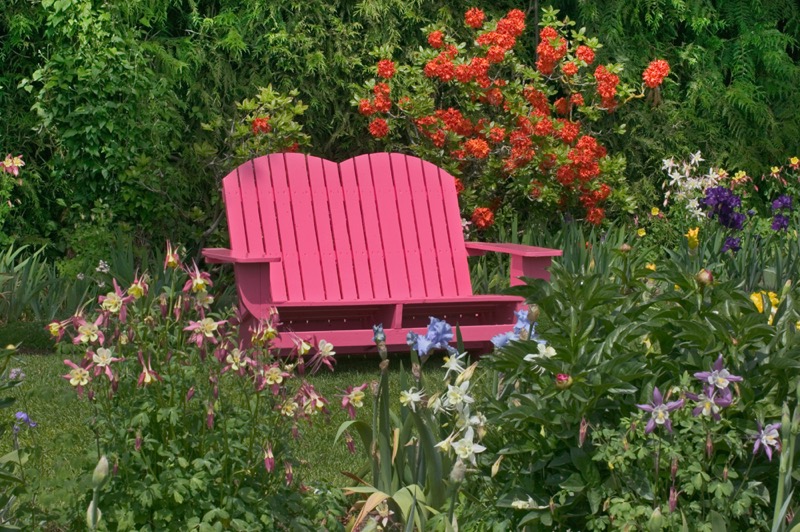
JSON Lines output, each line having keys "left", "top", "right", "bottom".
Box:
{"left": 202, "top": 153, "right": 561, "bottom": 353}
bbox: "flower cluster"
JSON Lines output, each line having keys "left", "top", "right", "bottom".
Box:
{"left": 771, "top": 194, "right": 792, "bottom": 231}
{"left": 251, "top": 116, "right": 271, "bottom": 135}
{"left": 536, "top": 26, "right": 568, "bottom": 75}
{"left": 594, "top": 65, "right": 620, "bottom": 109}
{"left": 406, "top": 316, "right": 455, "bottom": 356}
{"left": 701, "top": 186, "right": 745, "bottom": 230}
{"left": 471, "top": 206, "right": 494, "bottom": 230}
{"left": 2, "top": 154, "right": 24, "bottom": 177}
{"left": 642, "top": 59, "right": 670, "bottom": 88}
{"left": 662, "top": 152, "right": 723, "bottom": 218}
{"left": 491, "top": 308, "right": 535, "bottom": 348}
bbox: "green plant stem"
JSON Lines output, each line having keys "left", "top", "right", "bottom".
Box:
{"left": 730, "top": 454, "right": 755, "bottom": 503}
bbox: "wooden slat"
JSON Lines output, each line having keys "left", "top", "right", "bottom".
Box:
{"left": 306, "top": 155, "right": 342, "bottom": 301}
{"left": 354, "top": 155, "right": 390, "bottom": 299}
{"left": 339, "top": 159, "right": 374, "bottom": 299}
{"left": 322, "top": 158, "right": 358, "bottom": 300}
{"left": 237, "top": 162, "right": 266, "bottom": 256}
{"left": 421, "top": 160, "right": 458, "bottom": 297}
{"left": 285, "top": 154, "right": 326, "bottom": 300}
{"left": 403, "top": 156, "right": 442, "bottom": 297}
{"left": 223, "top": 168, "right": 248, "bottom": 253}
{"left": 389, "top": 154, "right": 427, "bottom": 299}
{"left": 369, "top": 153, "right": 410, "bottom": 299}
{"left": 252, "top": 157, "right": 288, "bottom": 302}
{"left": 438, "top": 166, "right": 473, "bottom": 296}
{"left": 268, "top": 154, "right": 304, "bottom": 300}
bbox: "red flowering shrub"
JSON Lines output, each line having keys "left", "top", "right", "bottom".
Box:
{"left": 251, "top": 116, "right": 271, "bottom": 135}
{"left": 356, "top": 8, "right": 663, "bottom": 229}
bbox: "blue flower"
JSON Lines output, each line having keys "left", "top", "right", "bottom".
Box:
{"left": 772, "top": 214, "right": 789, "bottom": 231}
{"left": 491, "top": 331, "right": 519, "bottom": 349}
{"left": 415, "top": 335, "right": 435, "bottom": 356}
{"left": 13, "top": 411, "right": 37, "bottom": 434}
{"left": 426, "top": 317, "right": 453, "bottom": 346}
{"left": 772, "top": 195, "right": 793, "bottom": 212}
{"left": 406, "top": 331, "right": 419, "bottom": 347}
{"left": 513, "top": 309, "right": 533, "bottom": 336}
{"left": 701, "top": 186, "right": 745, "bottom": 230}
{"left": 372, "top": 324, "right": 386, "bottom": 344}
{"left": 722, "top": 236, "right": 741, "bottom": 253}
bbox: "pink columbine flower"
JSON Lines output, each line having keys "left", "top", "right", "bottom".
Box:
{"left": 264, "top": 443, "right": 275, "bottom": 473}
{"left": 344, "top": 431, "right": 356, "bottom": 454}
{"left": 46, "top": 319, "right": 69, "bottom": 342}
{"left": 284, "top": 461, "right": 293, "bottom": 485}
{"left": 259, "top": 363, "right": 291, "bottom": 395}
{"left": 295, "top": 382, "right": 329, "bottom": 416}
{"left": 183, "top": 261, "right": 213, "bottom": 294}
{"left": 340, "top": 383, "right": 368, "bottom": 419}
{"left": 307, "top": 339, "right": 336, "bottom": 374}
{"left": 136, "top": 351, "right": 162, "bottom": 387}
{"left": 206, "top": 401, "right": 215, "bottom": 429}
{"left": 164, "top": 241, "right": 181, "bottom": 270}
{"left": 128, "top": 271, "right": 149, "bottom": 299}
{"left": 63, "top": 359, "right": 91, "bottom": 397}
{"left": 98, "top": 279, "right": 134, "bottom": 322}
{"left": 72, "top": 315, "right": 105, "bottom": 346}
{"left": 2, "top": 154, "right": 24, "bottom": 177}
{"left": 184, "top": 317, "right": 226, "bottom": 347}
{"left": 90, "top": 347, "right": 123, "bottom": 381}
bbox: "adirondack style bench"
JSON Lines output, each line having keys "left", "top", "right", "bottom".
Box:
{"left": 202, "top": 153, "right": 561, "bottom": 353}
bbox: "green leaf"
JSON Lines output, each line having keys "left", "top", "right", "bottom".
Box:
{"left": 709, "top": 510, "right": 727, "bottom": 532}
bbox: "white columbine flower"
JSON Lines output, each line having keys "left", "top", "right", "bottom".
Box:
{"left": 442, "top": 351, "right": 467, "bottom": 378}
{"left": 399, "top": 388, "right": 424, "bottom": 412}
{"left": 451, "top": 427, "right": 486, "bottom": 465}
{"left": 444, "top": 381, "right": 474, "bottom": 408}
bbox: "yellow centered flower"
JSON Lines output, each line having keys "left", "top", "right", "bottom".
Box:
{"left": 637, "top": 228, "right": 646, "bottom": 237}
{"left": 198, "top": 318, "right": 218, "bottom": 337}
{"left": 264, "top": 366, "right": 283, "bottom": 385}
{"left": 48, "top": 322, "right": 62, "bottom": 337}
{"left": 646, "top": 263, "right": 656, "bottom": 271}
{"left": 226, "top": 349, "right": 246, "bottom": 371}
{"left": 128, "top": 282, "right": 145, "bottom": 299}
{"left": 296, "top": 340, "right": 312, "bottom": 356}
{"left": 69, "top": 367, "right": 90, "bottom": 386}
{"left": 196, "top": 291, "right": 214, "bottom": 308}
{"left": 78, "top": 323, "right": 99, "bottom": 343}
{"left": 101, "top": 292, "right": 123, "bottom": 313}
{"left": 790, "top": 157, "right": 799, "bottom": 166}
{"left": 281, "top": 401, "right": 298, "bottom": 417}
{"left": 348, "top": 389, "right": 365, "bottom": 408}
{"left": 650, "top": 207, "right": 660, "bottom": 216}
{"left": 192, "top": 277, "right": 208, "bottom": 293}
{"left": 771, "top": 166, "right": 781, "bottom": 175}
{"left": 93, "top": 348, "right": 113, "bottom": 367}
{"left": 685, "top": 227, "right": 699, "bottom": 249}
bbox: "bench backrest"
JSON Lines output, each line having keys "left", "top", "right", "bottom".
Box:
{"left": 222, "top": 153, "right": 474, "bottom": 303}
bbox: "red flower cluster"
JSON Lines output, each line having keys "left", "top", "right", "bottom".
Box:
{"left": 251, "top": 116, "right": 271, "bottom": 135}
{"left": 575, "top": 45, "right": 595, "bottom": 64}
{"left": 567, "top": 135, "right": 607, "bottom": 182}
{"left": 369, "top": 118, "right": 389, "bottom": 138}
{"left": 428, "top": 30, "right": 444, "bottom": 49}
{"left": 464, "top": 138, "right": 490, "bottom": 159}
{"left": 555, "top": 119, "right": 580, "bottom": 144}
{"left": 594, "top": 65, "right": 620, "bottom": 109}
{"left": 377, "top": 59, "right": 396, "bottom": 79}
{"left": 454, "top": 177, "right": 465, "bottom": 194}
{"left": 471, "top": 207, "right": 495, "bottom": 229}
{"left": 642, "top": 59, "right": 670, "bottom": 88}
{"left": 523, "top": 86, "right": 550, "bottom": 115}
{"left": 424, "top": 45, "right": 458, "bottom": 82}
{"left": 562, "top": 62, "right": 578, "bottom": 76}
{"left": 359, "top": 83, "right": 392, "bottom": 116}
{"left": 536, "top": 27, "right": 568, "bottom": 75}
{"left": 475, "top": 10, "right": 525, "bottom": 65}
{"left": 488, "top": 126, "right": 505, "bottom": 143}
{"left": 465, "top": 8, "right": 485, "bottom": 29}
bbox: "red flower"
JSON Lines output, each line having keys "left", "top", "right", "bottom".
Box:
{"left": 373, "top": 94, "right": 391, "bottom": 113}
{"left": 373, "top": 82, "right": 391, "bottom": 97}
{"left": 464, "top": 138, "right": 490, "bottom": 159}
{"left": 486, "top": 45, "right": 506, "bottom": 64}
{"left": 454, "top": 177, "right": 465, "bottom": 194}
{"left": 497, "top": 9, "right": 526, "bottom": 37}
{"left": 287, "top": 142, "right": 300, "bottom": 153}
{"left": 570, "top": 93, "right": 585, "bottom": 106}
{"left": 484, "top": 87, "right": 503, "bottom": 106}
{"left": 465, "top": 8, "right": 485, "bottom": 29}
{"left": 586, "top": 207, "right": 605, "bottom": 225}
{"left": 575, "top": 45, "right": 595, "bottom": 64}
{"left": 428, "top": 30, "right": 444, "bottom": 49}
{"left": 358, "top": 99, "right": 374, "bottom": 116}
{"left": 554, "top": 97, "right": 570, "bottom": 116}
{"left": 642, "top": 59, "right": 670, "bottom": 88}
{"left": 251, "top": 116, "right": 271, "bottom": 135}
{"left": 488, "top": 127, "right": 506, "bottom": 143}
{"left": 369, "top": 118, "right": 389, "bottom": 138}
{"left": 471, "top": 207, "right": 495, "bottom": 229}
{"left": 562, "top": 62, "right": 578, "bottom": 76}
{"left": 377, "top": 59, "right": 396, "bottom": 79}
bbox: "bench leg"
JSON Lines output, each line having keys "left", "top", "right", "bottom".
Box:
{"left": 510, "top": 256, "right": 552, "bottom": 285}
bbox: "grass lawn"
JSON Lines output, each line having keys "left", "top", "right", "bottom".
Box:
{"left": 6, "top": 349, "right": 448, "bottom": 493}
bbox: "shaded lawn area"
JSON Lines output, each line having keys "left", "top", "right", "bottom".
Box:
{"left": 6, "top": 350, "right": 447, "bottom": 497}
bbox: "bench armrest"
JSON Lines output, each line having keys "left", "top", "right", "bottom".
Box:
{"left": 202, "top": 248, "right": 282, "bottom": 264}
{"left": 464, "top": 242, "right": 561, "bottom": 285}
{"left": 464, "top": 242, "right": 562, "bottom": 258}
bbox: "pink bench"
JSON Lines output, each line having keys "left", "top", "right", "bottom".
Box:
{"left": 203, "top": 153, "right": 561, "bottom": 353}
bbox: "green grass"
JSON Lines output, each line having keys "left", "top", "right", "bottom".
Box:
{"left": 6, "top": 350, "right": 448, "bottom": 494}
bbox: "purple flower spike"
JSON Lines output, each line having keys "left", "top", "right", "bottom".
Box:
{"left": 685, "top": 385, "right": 732, "bottom": 421}
{"left": 754, "top": 422, "right": 781, "bottom": 461}
{"left": 636, "top": 387, "right": 685, "bottom": 434}
{"left": 694, "top": 355, "right": 742, "bottom": 390}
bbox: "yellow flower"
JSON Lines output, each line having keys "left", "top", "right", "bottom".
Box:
{"left": 768, "top": 291, "right": 779, "bottom": 307}
{"left": 637, "top": 228, "right": 646, "bottom": 237}
{"left": 771, "top": 166, "right": 781, "bottom": 175}
{"left": 651, "top": 207, "right": 660, "bottom": 216}
{"left": 685, "top": 227, "right": 699, "bottom": 250}
{"left": 750, "top": 292, "right": 764, "bottom": 313}
{"left": 646, "top": 263, "right": 656, "bottom": 271}
{"left": 790, "top": 156, "right": 799, "bottom": 166}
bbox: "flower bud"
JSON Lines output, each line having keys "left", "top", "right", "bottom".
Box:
{"left": 411, "top": 363, "right": 421, "bottom": 382}
{"left": 344, "top": 432, "right": 356, "bottom": 454}
{"left": 134, "top": 430, "right": 142, "bottom": 452}
{"left": 186, "top": 387, "right": 195, "bottom": 403}
{"left": 491, "top": 455, "right": 504, "bottom": 477}
{"left": 670, "top": 457, "right": 678, "bottom": 481}
{"left": 206, "top": 402, "right": 215, "bottom": 430}
{"left": 263, "top": 443, "right": 275, "bottom": 473}
{"left": 555, "top": 373, "right": 573, "bottom": 390}
{"left": 284, "top": 461, "right": 294, "bottom": 485}
{"left": 92, "top": 455, "right": 110, "bottom": 490}
{"left": 579, "top": 417, "right": 589, "bottom": 447}
{"left": 528, "top": 304, "right": 540, "bottom": 323}
{"left": 450, "top": 459, "right": 467, "bottom": 483}
{"left": 696, "top": 268, "right": 713, "bottom": 287}
{"left": 669, "top": 486, "right": 679, "bottom": 513}
{"left": 619, "top": 243, "right": 632, "bottom": 253}
{"left": 86, "top": 500, "right": 102, "bottom": 529}
{"left": 705, "top": 431, "right": 714, "bottom": 459}
{"left": 723, "top": 465, "right": 728, "bottom": 481}
{"left": 647, "top": 507, "right": 664, "bottom": 531}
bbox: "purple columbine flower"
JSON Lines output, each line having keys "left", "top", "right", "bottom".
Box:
{"left": 685, "top": 385, "right": 732, "bottom": 421}
{"left": 636, "top": 387, "right": 685, "bottom": 434}
{"left": 754, "top": 422, "right": 781, "bottom": 461}
{"left": 694, "top": 355, "right": 743, "bottom": 390}
{"left": 721, "top": 236, "right": 741, "bottom": 253}
{"left": 772, "top": 214, "right": 790, "bottom": 231}
{"left": 772, "top": 195, "right": 793, "bottom": 212}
